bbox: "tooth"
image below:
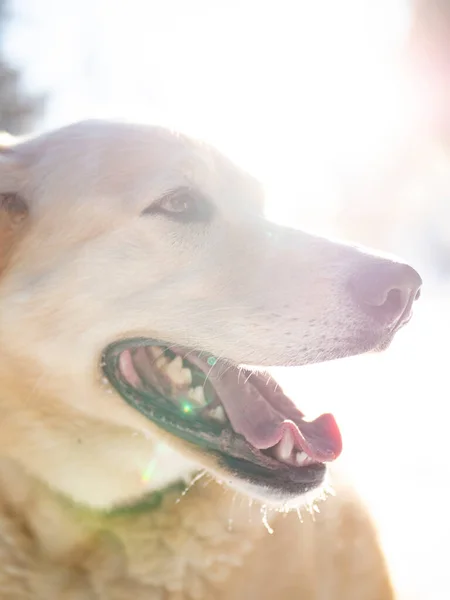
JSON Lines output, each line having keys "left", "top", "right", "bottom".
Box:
{"left": 295, "top": 451, "right": 314, "bottom": 466}
{"left": 188, "top": 386, "right": 207, "bottom": 406}
{"left": 155, "top": 355, "right": 169, "bottom": 369}
{"left": 295, "top": 451, "right": 307, "bottom": 465}
{"left": 209, "top": 406, "right": 227, "bottom": 422}
{"left": 194, "top": 386, "right": 207, "bottom": 405}
{"left": 147, "top": 346, "right": 169, "bottom": 368}
{"left": 171, "top": 356, "right": 183, "bottom": 368}
{"left": 275, "top": 430, "right": 294, "bottom": 461}
{"left": 148, "top": 346, "right": 165, "bottom": 359}
{"left": 165, "top": 356, "right": 189, "bottom": 385}
{"left": 180, "top": 368, "right": 192, "bottom": 385}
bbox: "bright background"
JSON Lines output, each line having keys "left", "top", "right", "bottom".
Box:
{"left": 4, "top": 1, "right": 450, "bottom": 598}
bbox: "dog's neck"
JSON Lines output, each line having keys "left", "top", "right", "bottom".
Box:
{"left": 0, "top": 367, "right": 275, "bottom": 596}
{"left": 0, "top": 457, "right": 271, "bottom": 598}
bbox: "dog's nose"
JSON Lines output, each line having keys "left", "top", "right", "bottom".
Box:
{"left": 348, "top": 261, "right": 422, "bottom": 327}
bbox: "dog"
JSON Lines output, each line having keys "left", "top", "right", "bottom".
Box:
{"left": 0, "top": 120, "right": 421, "bottom": 599}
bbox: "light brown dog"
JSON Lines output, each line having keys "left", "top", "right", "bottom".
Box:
{"left": 0, "top": 120, "right": 421, "bottom": 599}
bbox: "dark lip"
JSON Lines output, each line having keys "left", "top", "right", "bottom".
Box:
{"left": 101, "top": 337, "right": 327, "bottom": 496}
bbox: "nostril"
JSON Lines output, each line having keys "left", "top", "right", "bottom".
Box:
{"left": 363, "top": 286, "right": 404, "bottom": 309}
{"left": 360, "top": 286, "right": 411, "bottom": 325}
{"left": 348, "top": 261, "right": 422, "bottom": 327}
{"left": 380, "top": 288, "right": 407, "bottom": 315}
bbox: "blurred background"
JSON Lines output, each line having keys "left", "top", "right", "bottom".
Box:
{"left": 2, "top": 0, "right": 449, "bottom": 598}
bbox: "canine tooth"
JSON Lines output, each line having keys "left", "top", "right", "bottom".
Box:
{"left": 188, "top": 386, "right": 207, "bottom": 406}
{"left": 275, "top": 430, "right": 294, "bottom": 461}
{"left": 209, "top": 406, "right": 227, "bottom": 422}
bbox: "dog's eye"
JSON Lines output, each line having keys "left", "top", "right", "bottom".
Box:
{"left": 141, "top": 188, "right": 212, "bottom": 222}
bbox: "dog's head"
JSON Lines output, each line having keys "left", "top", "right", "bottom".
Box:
{"left": 0, "top": 120, "right": 421, "bottom": 508}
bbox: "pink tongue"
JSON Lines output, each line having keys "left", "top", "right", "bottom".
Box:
{"left": 196, "top": 362, "right": 342, "bottom": 463}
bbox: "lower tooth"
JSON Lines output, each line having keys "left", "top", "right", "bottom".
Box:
{"left": 180, "top": 368, "right": 192, "bottom": 385}
{"left": 295, "top": 451, "right": 314, "bottom": 466}
{"left": 188, "top": 386, "right": 207, "bottom": 406}
{"left": 209, "top": 406, "right": 227, "bottom": 423}
{"left": 295, "top": 451, "right": 306, "bottom": 465}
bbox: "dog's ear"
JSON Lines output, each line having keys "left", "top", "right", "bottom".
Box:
{"left": 0, "top": 135, "right": 28, "bottom": 274}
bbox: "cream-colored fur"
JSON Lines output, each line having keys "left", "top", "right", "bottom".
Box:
{"left": 0, "top": 120, "right": 407, "bottom": 598}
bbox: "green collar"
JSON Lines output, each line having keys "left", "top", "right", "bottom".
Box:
{"left": 54, "top": 478, "right": 190, "bottom": 523}
{"left": 105, "top": 479, "right": 188, "bottom": 517}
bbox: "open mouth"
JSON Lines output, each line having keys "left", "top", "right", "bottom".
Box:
{"left": 102, "top": 338, "right": 342, "bottom": 500}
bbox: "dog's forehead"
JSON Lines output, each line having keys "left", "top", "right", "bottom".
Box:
{"left": 109, "top": 123, "right": 266, "bottom": 213}
{"left": 21, "top": 120, "right": 265, "bottom": 215}
{"left": 183, "top": 139, "right": 265, "bottom": 214}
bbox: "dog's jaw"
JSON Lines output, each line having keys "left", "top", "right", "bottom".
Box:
{"left": 0, "top": 356, "right": 200, "bottom": 509}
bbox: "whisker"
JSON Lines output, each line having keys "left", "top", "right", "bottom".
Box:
{"left": 227, "top": 491, "right": 239, "bottom": 531}
{"left": 202, "top": 353, "right": 225, "bottom": 388}
{"left": 174, "top": 469, "right": 207, "bottom": 504}
{"left": 244, "top": 371, "right": 253, "bottom": 385}
{"left": 214, "top": 362, "right": 236, "bottom": 382}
